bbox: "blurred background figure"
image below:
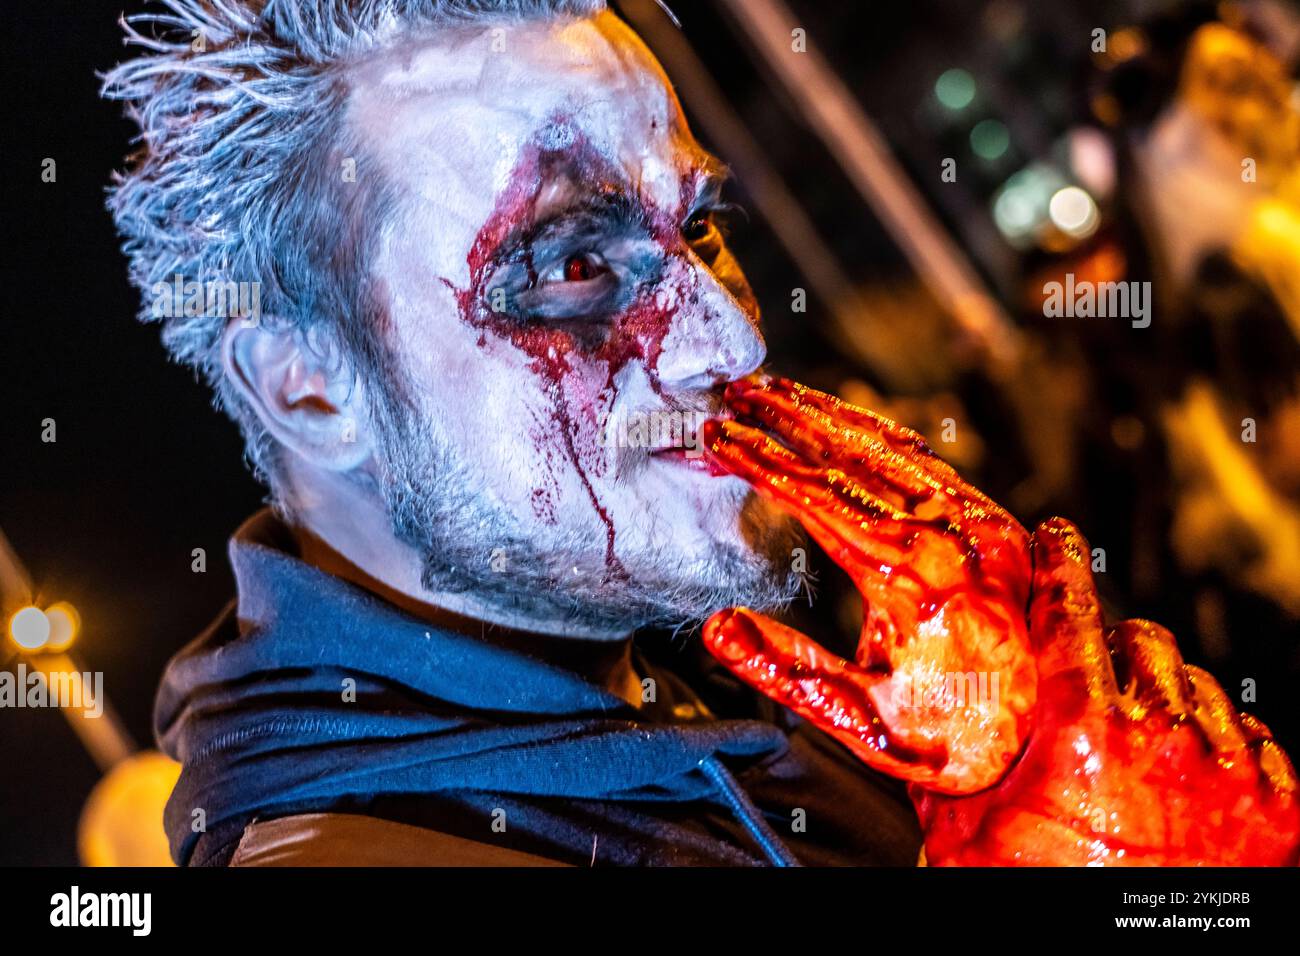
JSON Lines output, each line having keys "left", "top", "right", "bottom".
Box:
{"left": 2, "top": 0, "right": 1297, "bottom": 862}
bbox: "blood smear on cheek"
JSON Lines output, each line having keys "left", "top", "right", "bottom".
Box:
{"left": 444, "top": 118, "right": 693, "bottom": 579}
{"left": 440, "top": 178, "right": 600, "bottom": 562}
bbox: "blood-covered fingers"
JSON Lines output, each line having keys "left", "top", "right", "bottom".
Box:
{"left": 703, "top": 380, "right": 1039, "bottom": 791}
{"left": 1028, "top": 519, "right": 1120, "bottom": 705}
{"left": 723, "top": 377, "right": 898, "bottom": 465}
{"left": 723, "top": 377, "right": 979, "bottom": 515}
{"left": 701, "top": 418, "right": 925, "bottom": 563}
{"left": 699, "top": 418, "right": 827, "bottom": 497}
{"left": 706, "top": 398, "right": 941, "bottom": 526}
{"left": 727, "top": 375, "right": 930, "bottom": 458}
{"left": 1236, "top": 711, "right": 1300, "bottom": 797}
{"left": 721, "top": 377, "right": 1024, "bottom": 554}
{"left": 703, "top": 417, "right": 982, "bottom": 620}
{"left": 1107, "top": 620, "right": 1194, "bottom": 719}
{"left": 703, "top": 606, "right": 1011, "bottom": 790}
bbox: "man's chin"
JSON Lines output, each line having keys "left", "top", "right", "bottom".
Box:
{"left": 617, "top": 509, "right": 808, "bottom": 630}
{"left": 381, "top": 435, "right": 806, "bottom": 633}
{"left": 642, "top": 561, "right": 805, "bottom": 630}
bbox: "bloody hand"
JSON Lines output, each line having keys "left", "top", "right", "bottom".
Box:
{"left": 702, "top": 376, "right": 1300, "bottom": 865}
{"left": 701, "top": 376, "right": 1037, "bottom": 793}
{"left": 914, "top": 518, "right": 1299, "bottom": 865}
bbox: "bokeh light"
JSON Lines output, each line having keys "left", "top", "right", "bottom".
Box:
{"left": 970, "top": 119, "right": 1010, "bottom": 160}
{"left": 992, "top": 164, "right": 1069, "bottom": 247}
{"left": 44, "top": 601, "right": 80, "bottom": 652}
{"left": 935, "top": 68, "right": 976, "bottom": 110}
{"left": 1048, "top": 186, "right": 1100, "bottom": 239}
{"left": 78, "top": 751, "right": 181, "bottom": 867}
{"left": 9, "top": 605, "right": 50, "bottom": 651}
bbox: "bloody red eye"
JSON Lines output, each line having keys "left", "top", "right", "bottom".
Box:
{"left": 683, "top": 215, "right": 710, "bottom": 242}
{"left": 563, "top": 254, "right": 602, "bottom": 282}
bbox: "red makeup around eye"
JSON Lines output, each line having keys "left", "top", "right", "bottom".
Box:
{"left": 440, "top": 117, "right": 701, "bottom": 580}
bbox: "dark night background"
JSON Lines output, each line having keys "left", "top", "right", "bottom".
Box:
{"left": 3, "top": 0, "right": 1298, "bottom": 864}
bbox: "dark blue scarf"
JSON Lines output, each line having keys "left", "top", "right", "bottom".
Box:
{"left": 154, "top": 517, "right": 796, "bottom": 865}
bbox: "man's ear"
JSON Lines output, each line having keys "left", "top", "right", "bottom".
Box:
{"left": 221, "top": 319, "right": 373, "bottom": 472}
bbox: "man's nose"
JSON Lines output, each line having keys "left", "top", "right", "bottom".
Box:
{"left": 654, "top": 261, "right": 766, "bottom": 390}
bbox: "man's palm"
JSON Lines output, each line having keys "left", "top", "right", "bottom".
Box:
{"left": 913, "top": 519, "right": 1299, "bottom": 866}
{"left": 703, "top": 378, "right": 1299, "bottom": 865}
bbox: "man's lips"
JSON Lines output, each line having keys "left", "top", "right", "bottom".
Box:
{"left": 631, "top": 397, "right": 737, "bottom": 476}
{"left": 649, "top": 446, "right": 732, "bottom": 476}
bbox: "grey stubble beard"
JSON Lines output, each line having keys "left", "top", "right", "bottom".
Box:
{"left": 369, "top": 379, "right": 806, "bottom": 635}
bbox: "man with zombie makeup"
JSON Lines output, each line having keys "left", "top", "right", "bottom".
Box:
{"left": 104, "top": 0, "right": 1299, "bottom": 866}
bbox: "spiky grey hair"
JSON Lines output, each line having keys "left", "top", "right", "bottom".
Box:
{"left": 102, "top": 0, "right": 606, "bottom": 487}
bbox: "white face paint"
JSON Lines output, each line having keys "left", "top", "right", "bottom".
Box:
{"left": 347, "top": 12, "right": 801, "bottom": 631}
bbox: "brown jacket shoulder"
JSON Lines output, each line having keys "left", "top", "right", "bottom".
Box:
{"left": 229, "top": 812, "right": 571, "bottom": 867}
